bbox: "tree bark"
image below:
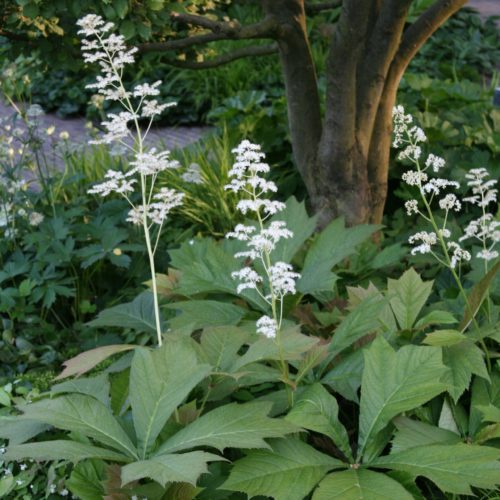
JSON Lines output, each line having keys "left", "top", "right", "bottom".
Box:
{"left": 142, "top": 0, "right": 468, "bottom": 226}
{"left": 267, "top": 0, "right": 467, "bottom": 226}
{"left": 261, "top": 0, "right": 323, "bottom": 187}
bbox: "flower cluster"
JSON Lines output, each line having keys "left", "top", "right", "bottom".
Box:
{"left": 78, "top": 14, "right": 183, "bottom": 346}
{"left": 225, "top": 140, "right": 300, "bottom": 339}
{"left": 77, "top": 14, "right": 176, "bottom": 147}
{"left": 392, "top": 105, "right": 472, "bottom": 269}
{"left": 459, "top": 168, "right": 499, "bottom": 261}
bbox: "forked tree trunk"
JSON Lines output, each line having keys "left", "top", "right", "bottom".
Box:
{"left": 262, "top": 0, "right": 467, "bottom": 226}
{"left": 150, "top": 0, "right": 468, "bottom": 226}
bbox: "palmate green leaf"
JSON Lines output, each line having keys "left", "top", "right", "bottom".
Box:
{"left": 169, "top": 238, "right": 238, "bottom": 296}
{"left": 286, "top": 384, "right": 353, "bottom": 461}
{"left": 130, "top": 340, "right": 211, "bottom": 458}
{"left": 110, "top": 368, "right": 130, "bottom": 416}
{"left": 371, "top": 444, "right": 500, "bottom": 495}
{"left": 199, "top": 326, "right": 249, "bottom": 371}
{"left": 169, "top": 238, "right": 267, "bottom": 310}
{"left": 156, "top": 401, "right": 297, "bottom": 455}
{"left": 87, "top": 291, "right": 164, "bottom": 334}
{"left": 390, "top": 416, "right": 461, "bottom": 454}
{"left": 222, "top": 438, "right": 344, "bottom": 500}
{"left": 165, "top": 300, "right": 246, "bottom": 331}
{"left": 358, "top": 337, "right": 448, "bottom": 458}
{"left": 442, "top": 341, "right": 489, "bottom": 402}
{"left": 422, "top": 329, "right": 466, "bottom": 346}
{"left": 414, "top": 310, "right": 457, "bottom": 329}
{"left": 121, "top": 451, "right": 224, "bottom": 487}
{"left": 4, "top": 440, "right": 130, "bottom": 463}
{"left": 312, "top": 469, "right": 414, "bottom": 500}
{"left": 66, "top": 460, "right": 106, "bottom": 500}
{"left": 17, "top": 394, "right": 138, "bottom": 458}
{"left": 470, "top": 372, "right": 500, "bottom": 437}
{"left": 321, "top": 348, "right": 364, "bottom": 403}
{"left": 0, "top": 417, "right": 49, "bottom": 445}
{"left": 298, "top": 218, "right": 379, "bottom": 296}
{"left": 475, "top": 423, "right": 500, "bottom": 444}
{"left": 51, "top": 373, "right": 110, "bottom": 405}
{"left": 328, "top": 294, "right": 386, "bottom": 359}
{"left": 267, "top": 196, "right": 318, "bottom": 263}
{"left": 230, "top": 327, "right": 318, "bottom": 371}
{"left": 388, "top": 268, "right": 433, "bottom": 330}
{"left": 476, "top": 404, "right": 500, "bottom": 423}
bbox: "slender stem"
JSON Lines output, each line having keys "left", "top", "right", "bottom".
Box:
{"left": 413, "top": 156, "right": 491, "bottom": 371}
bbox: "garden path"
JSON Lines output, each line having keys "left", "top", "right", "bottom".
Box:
{"left": 0, "top": 0, "right": 496, "bottom": 171}
{"left": 468, "top": 0, "right": 499, "bottom": 19}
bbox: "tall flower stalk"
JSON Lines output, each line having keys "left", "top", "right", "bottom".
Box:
{"left": 225, "top": 140, "right": 300, "bottom": 395}
{"left": 393, "top": 105, "right": 498, "bottom": 368}
{"left": 77, "top": 15, "right": 183, "bottom": 346}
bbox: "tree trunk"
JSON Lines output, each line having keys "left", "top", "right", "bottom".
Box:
{"left": 265, "top": 0, "right": 467, "bottom": 226}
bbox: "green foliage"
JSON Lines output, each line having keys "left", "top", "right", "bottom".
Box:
{"left": 312, "top": 469, "right": 414, "bottom": 500}
{"left": 222, "top": 438, "right": 344, "bottom": 500}
{"left": 3, "top": 338, "right": 297, "bottom": 494}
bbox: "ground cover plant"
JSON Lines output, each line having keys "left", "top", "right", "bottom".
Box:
{"left": 0, "top": 5, "right": 499, "bottom": 500}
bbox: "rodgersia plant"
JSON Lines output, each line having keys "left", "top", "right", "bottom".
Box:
{"left": 393, "top": 105, "right": 498, "bottom": 361}
{"left": 393, "top": 105, "right": 498, "bottom": 272}
{"left": 225, "top": 140, "right": 300, "bottom": 381}
{"left": 78, "top": 14, "right": 184, "bottom": 346}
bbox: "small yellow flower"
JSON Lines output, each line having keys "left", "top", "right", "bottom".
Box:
{"left": 46, "top": 125, "right": 55, "bottom": 136}
{"left": 113, "top": 248, "right": 122, "bottom": 256}
{"left": 8, "top": 148, "right": 14, "bottom": 157}
{"left": 59, "top": 131, "right": 70, "bottom": 140}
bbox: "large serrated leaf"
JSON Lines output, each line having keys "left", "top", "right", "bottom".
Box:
{"left": 358, "top": 337, "right": 448, "bottom": 459}
{"left": 121, "top": 451, "right": 224, "bottom": 487}
{"left": 321, "top": 348, "right": 364, "bottom": 403}
{"left": 51, "top": 373, "right": 110, "bottom": 405}
{"left": 16, "top": 394, "right": 137, "bottom": 458}
{"left": 165, "top": 300, "right": 246, "bottom": 330}
{"left": 199, "top": 326, "right": 249, "bottom": 371}
{"left": 390, "top": 416, "right": 461, "bottom": 453}
{"left": 87, "top": 291, "right": 163, "bottom": 334}
{"left": 222, "top": 438, "right": 344, "bottom": 500}
{"left": 130, "top": 340, "right": 211, "bottom": 458}
{"left": 442, "top": 341, "right": 489, "bottom": 402}
{"left": 286, "top": 384, "right": 353, "bottom": 461}
{"left": 4, "top": 440, "right": 129, "bottom": 463}
{"left": 388, "top": 268, "right": 433, "bottom": 330}
{"left": 329, "top": 294, "right": 386, "bottom": 359}
{"left": 0, "top": 417, "right": 49, "bottom": 445}
{"left": 169, "top": 238, "right": 266, "bottom": 310}
{"left": 156, "top": 401, "right": 297, "bottom": 455}
{"left": 312, "top": 469, "right": 414, "bottom": 500}
{"left": 230, "top": 328, "right": 318, "bottom": 371}
{"left": 298, "top": 218, "right": 379, "bottom": 295}
{"left": 371, "top": 444, "right": 500, "bottom": 495}
{"left": 267, "top": 197, "right": 317, "bottom": 263}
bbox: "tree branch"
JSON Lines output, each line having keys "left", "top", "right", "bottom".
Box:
{"left": 165, "top": 43, "right": 278, "bottom": 69}
{"left": 305, "top": 1, "right": 342, "bottom": 15}
{"left": 393, "top": 0, "right": 468, "bottom": 77}
{"left": 138, "top": 13, "right": 280, "bottom": 54}
{"left": 171, "top": 11, "right": 279, "bottom": 40}
{"left": 138, "top": 32, "right": 228, "bottom": 53}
